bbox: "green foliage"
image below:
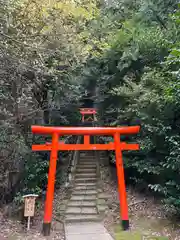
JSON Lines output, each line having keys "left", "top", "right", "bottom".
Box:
{"left": 79, "top": 0, "right": 180, "bottom": 215}
{"left": 0, "top": 0, "right": 100, "bottom": 203}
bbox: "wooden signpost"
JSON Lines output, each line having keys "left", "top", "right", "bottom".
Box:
{"left": 23, "top": 194, "right": 38, "bottom": 230}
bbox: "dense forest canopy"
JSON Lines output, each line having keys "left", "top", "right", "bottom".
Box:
{"left": 0, "top": 0, "right": 180, "bottom": 216}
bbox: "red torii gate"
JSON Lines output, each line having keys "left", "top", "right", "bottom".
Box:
{"left": 31, "top": 125, "right": 140, "bottom": 236}
{"left": 79, "top": 108, "right": 97, "bottom": 122}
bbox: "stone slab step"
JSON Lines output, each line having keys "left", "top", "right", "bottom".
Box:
{"left": 76, "top": 173, "right": 96, "bottom": 178}
{"left": 74, "top": 185, "right": 96, "bottom": 191}
{"left": 65, "top": 215, "right": 100, "bottom": 223}
{"left": 68, "top": 201, "right": 96, "bottom": 207}
{"left": 64, "top": 222, "right": 108, "bottom": 235}
{"left": 72, "top": 190, "right": 97, "bottom": 195}
{"left": 76, "top": 168, "right": 97, "bottom": 173}
{"left": 78, "top": 158, "right": 96, "bottom": 161}
{"left": 77, "top": 166, "right": 97, "bottom": 170}
{"left": 78, "top": 160, "right": 96, "bottom": 162}
{"left": 75, "top": 182, "right": 97, "bottom": 186}
{"left": 77, "top": 162, "right": 96, "bottom": 166}
{"left": 66, "top": 207, "right": 97, "bottom": 215}
{"left": 80, "top": 153, "right": 95, "bottom": 155}
{"left": 78, "top": 162, "right": 97, "bottom": 165}
{"left": 79, "top": 158, "right": 96, "bottom": 161}
{"left": 75, "top": 178, "right": 97, "bottom": 183}
{"left": 71, "top": 195, "right": 96, "bottom": 201}
{"left": 79, "top": 156, "right": 96, "bottom": 158}
{"left": 79, "top": 156, "right": 95, "bottom": 159}
{"left": 77, "top": 163, "right": 97, "bottom": 166}
{"left": 77, "top": 165, "right": 97, "bottom": 169}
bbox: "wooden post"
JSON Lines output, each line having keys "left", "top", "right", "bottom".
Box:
{"left": 27, "top": 216, "right": 31, "bottom": 231}
{"left": 43, "top": 133, "right": 59, "bottom": 236}
{"left": 114, "top": 132, "right": 129, "bottom": 230}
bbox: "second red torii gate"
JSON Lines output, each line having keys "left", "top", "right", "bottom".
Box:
{"left": 79, "top": 108, "right": 97, "bottom": 122}
{"left": 31, "top": 125, "right": 140, "bottom": 236}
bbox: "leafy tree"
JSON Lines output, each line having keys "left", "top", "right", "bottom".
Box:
{"left": 80, "top": 0, "right": 180, "bottom": 214}
{"left": 0, "top": 0, "right": 100, "bottom": 202}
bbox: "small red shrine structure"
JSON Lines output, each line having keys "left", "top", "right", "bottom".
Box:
{"left": 79, "top": 108, "right": 97, "bottom": 122}
{"left": 31, "top": 125, "right": 140, "bottom": 236}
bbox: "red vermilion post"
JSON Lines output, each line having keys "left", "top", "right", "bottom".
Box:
{"left": 43, "top": 133, "right": 59, "bottom": 236}
{"left": 114, "top": 132, "right": 129, "bottom": 230}
{"left": 84, "top": 135, "right": 90, "bottom": 145}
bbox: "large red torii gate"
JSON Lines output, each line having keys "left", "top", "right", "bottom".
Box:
{"left": 31, "top": 125, "right": 140, "bottom": 236}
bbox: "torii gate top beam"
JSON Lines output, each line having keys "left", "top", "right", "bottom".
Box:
{"left": 31, "top": 126, "right": 140, "bottom": 135}
{"left": 80, "top": 108, "right": 97, "bottom": 113}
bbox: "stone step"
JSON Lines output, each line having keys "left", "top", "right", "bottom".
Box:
{"left": 66, "top": 207, "right": 97, "bottom": 215}
{"left": 75, "top": 182, "right": 97, "bottom": 186}
{"left": 79, "top": 157, "right": 96, "bottom": 160}
{"left": 74, "top": 185, "right": 96, "bottom": 191}
{"left": 75, "top": 178, "right": 97, "bottom": 183}
{"left": 77, "top": 165, "right": 97, "bottom": 169}
{"left": 72, "top": 190, "right": 97, "bottom": 195}
{"left": 79, "top": 156, "right": 95, "bottom": 159}
{"left": 74, "top": 182, "right": 97, "bottom": 188}
{"left": 78, "top": 162, "right": 97, "bottom": 165}
{"left": 71, "top": 195, "right": 96, "bottom": 201}
{"left": 68, "top": 201, "right": 96, "bottom": 207}
{"left": 76, "top": 173, "right": 97, "bottom": 179}
{"left": 80, "top": 153, "right": 95, "bottom": 155}
{"left": 65, "top": 214, "right": 100, "bottom": 223}
{"left": 78, "top": 160, "right": 97, "bottom": 163}
{"left": 77, "top": 160, "right": 97, "bottom": 165}
{"left": 76, "top": 168, "right": 96, "bottom": 173}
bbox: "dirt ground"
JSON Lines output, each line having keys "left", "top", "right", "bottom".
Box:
{"left": 0, "top": 187, "right": 66, "bottom": 240}
{"left": 101, "top": 165, "right": 180, "bottom": 240}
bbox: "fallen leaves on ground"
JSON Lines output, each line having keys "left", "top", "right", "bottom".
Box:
{"left": 100, "top": 163, "right": 180, "bottom": 240}
{"left": 0, "top": 187, "right": 66, "bottom": 240}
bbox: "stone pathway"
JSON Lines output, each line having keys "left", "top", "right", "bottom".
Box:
{"left": 65, "top": 222, "right": 114, "bottom": 240}
{"left": 65, "top": 151, "right": 101, "bottom": 223}
{"left": 64, "top": 151, "right": 112, "bottom": 239}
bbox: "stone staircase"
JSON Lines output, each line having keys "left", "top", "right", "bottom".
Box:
{"left": 65, "top": 151, "right": 107, "bottom": 223}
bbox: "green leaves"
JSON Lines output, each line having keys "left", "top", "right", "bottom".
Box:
{"left": 148, "top": 184, "right": 166, "bottom": 194}
{"left": 77, "top": 0, "right": 180, "bottom": 215}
